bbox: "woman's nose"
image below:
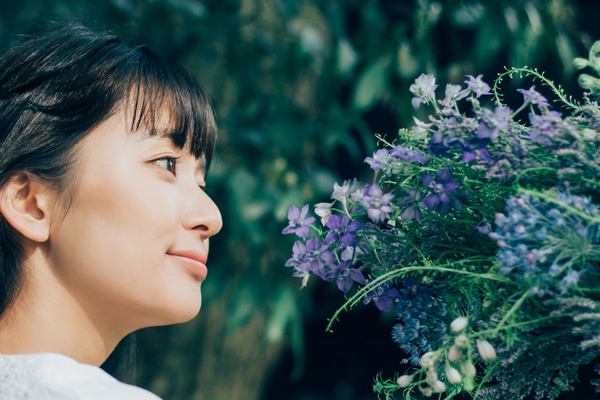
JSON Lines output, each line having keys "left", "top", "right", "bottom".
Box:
{"left": 183, "top": 187, "right": 223, "bottom": 239}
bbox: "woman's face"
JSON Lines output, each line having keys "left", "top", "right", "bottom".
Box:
{"left": 46, "top": 111, "right": 222, "bottom": 334}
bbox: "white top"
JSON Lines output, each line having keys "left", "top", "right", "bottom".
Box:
{"left": 0, "top": 352, "right": 162, "bottom": 399}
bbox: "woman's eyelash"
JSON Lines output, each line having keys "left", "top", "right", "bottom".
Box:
{"left": 154, "top": 156, "right": 181, "bottom": 175}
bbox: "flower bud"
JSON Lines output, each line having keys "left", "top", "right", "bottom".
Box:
{"left": 426, "top": 367, "right": 438, "bottom": 383}
{"left": 450, "top": 316, "right": 468, "bottom": 333}
{"left": 396, "top": 374, "right": 412, "bottom": 387}
{"left": 463, "top": 376, "right": 475, "bottom": 392}
{"left": 454, "top": 334, "right": 469, "bottom": 348}
{"left": 573, "top": 57, "right": 589, "bottom": 70}
{"left": 419, "top": 386, "right": 433, "bottom": 397}
{"left": 460, "top": 361, "right": 476, "bottom": 378}
{"left": 432, "top": 380, "right": 447, "bottom": 393}
{"left": 477, "top": 339, "right": 497, "bottom": 362}
{"left": 445, "top": 366, "right": 462, "bottom": 384}
{"left": 419, "top": 351, "right": 438, "bottom": 369}
{"left": 447, "top": 345, "right": 462, "bottom": 362}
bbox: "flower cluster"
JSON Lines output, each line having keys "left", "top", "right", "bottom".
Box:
{"left": 282, "top": 43, "right": 600, "bottom": 400}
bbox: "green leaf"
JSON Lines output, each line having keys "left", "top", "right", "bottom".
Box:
{"left": 352, "top": 58, "right": 390, "bottom": 111}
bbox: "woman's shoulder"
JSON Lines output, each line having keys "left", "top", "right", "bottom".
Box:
{"left": 0, "top": 352, "right": 162, "bottom": 400}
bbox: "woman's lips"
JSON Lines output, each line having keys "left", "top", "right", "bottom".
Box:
{"left": 167, "top": 251, "right": 208, "bottom": 280}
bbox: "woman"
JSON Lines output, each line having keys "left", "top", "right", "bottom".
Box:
{"left": 0, "top": 25, "right": 222, "bottom": 399}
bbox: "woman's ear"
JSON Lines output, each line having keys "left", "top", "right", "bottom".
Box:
{"left": 0, "top": 173, "right": 57, "bottom": 243}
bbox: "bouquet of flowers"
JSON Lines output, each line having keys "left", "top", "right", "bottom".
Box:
{"left": 282, "top": 41, "right": 600, "bottom": 399}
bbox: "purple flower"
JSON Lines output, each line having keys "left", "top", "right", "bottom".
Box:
{"left": 304, "top": 237, "right": 337, "bottom": 281}
{"left": 359, "top": 184, "right": 394, "bottom": 223}
{"left": 397, "top": 188, "right": 425, "bottom": 223}
{"left": 334, "top": 261, "right": 366, "bottom": 293}
{"left": 476, "top": 106, "right": 511, "bottom": 140}
{"left": 392, "top": 146, "right": 431, "bottom": 164}
{"left": 442, "top": 83, "right": 469, "bottom": 106}
{"left": 528, "top": 111, "right": 563, "bottom": 145}
{"left": 282, "top": 204, "right": 316, "bottom": 238}
{"left": 464, "top": 74, "right": 491, "bottom": 98}
{"left": 364, "top": 148, "right": 390, "bottom": 171}
{"left": 326, "top": 215, "right": 363, "bottom": 247}
{"left": 411, "top": 117, "right": 434, "bottom": 139}
{"left": 421, "top": 167, "right": 463, "bottom": 216}
{"left": 332, "top": 179, "right": 360, "bottom": 205}
{"left": 518, "top": 85, "right": 549, "bottom": 107}
{"left": 363, "top": 281, "right": 402, "bottom": 312}
{"left": 409, "top": 73, "right": 438, "bottom": 110}
{"left": 285, "top": 240, "right": 307, "bottom": 267}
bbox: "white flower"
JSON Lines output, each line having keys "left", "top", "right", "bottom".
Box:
{"left": 314, "top": 202, "right": 334, "bottom": 226}
{"left": 454, "top": 334, "right": 469, "bottom": 348}
{"left": 419, "top": 351, "right": 438, "bottom": 369}
{"left": 450, "top": 316, "right": 468, "bottom": 333}
{"left": 432, "top": 380, "right": 447, "bottom": 393}
{"left": 477, "top": 339, "right": 497, "bottom": 362}
{"left": 447, "top": 345, "right": 462, "bottom": 362}
{"left": 460, "top": 361, "right": 476, "bottom": 378}
{"left": 396, "top": 374, "right": 412, "bottom": 387}
{"left": 445, "top": 366, "right": 462, "bottom": 384}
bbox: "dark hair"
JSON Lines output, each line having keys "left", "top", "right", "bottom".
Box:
{"left": 0, "top": 25, "right": 217, "bottom": 379}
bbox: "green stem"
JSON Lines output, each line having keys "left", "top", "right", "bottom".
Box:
{"left": 490, "top": 290, "right": 530, "bottom": 336}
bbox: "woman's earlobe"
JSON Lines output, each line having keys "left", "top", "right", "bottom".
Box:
{"left": 0, "top": 173, "right": 55, "bottom": 243}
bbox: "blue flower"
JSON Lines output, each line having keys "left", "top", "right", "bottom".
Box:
{"left": 392, "top": 145, "right": 431, "bottom": 164}
{"left": 282, "top": 204, "right": 315, "bottom": 238}
{"left": 397, "top": 188, "right": 425, "bottom": 223}
{"left": 477, "top": 106, "right": 511, "bottom": 140}
{"left": 442, "top": 83, "right": 469, "bottom": 107}
{"left": 359, "top": 184, "right": 394, "bottom": 223}
{"left": 421, "top": 167, "right": 463, "bottom": 216}
{"left": 409, "top": 73, "right": 438, "bottom": 110}
{"left": 326, "top": 214, "right": 363, "bottom": 247}
{"left": 464, "top": 74, "right": 491, "bottom": 98}
{"left": 304, "top": 236, "right": 337, "bottom": 281}
{"left": 364, "top": 149, "right": 390, "bottom": 171}
{"left": 334, "top": 261, "right": 366, "bottom": 293}
{"left": 518, "top": 85, "right": 549, "bottom": 107}
{"left": 363, "top": 281, "right": 401, "bottom": 312}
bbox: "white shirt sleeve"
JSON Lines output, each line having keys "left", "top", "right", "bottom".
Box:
{"left": 0, "top": 352, "right": 162, "bottom": 400}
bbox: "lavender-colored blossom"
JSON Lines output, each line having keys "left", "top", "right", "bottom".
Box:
{"left": 332, "top": 179, "right": 360, "bottom": 204}
{"left": 326, "top": 215, "right": 363, "bottom": 247}
{"left": 363, "top": 281, "right": 402, "bottom": 312}
{"left": 364, "top": 148, "right": 390, "bottom": 171}
{"left": 528, "top": 111, "right": 563, "bottom": 145}
{"left": 409, "top": 73, "right": 438, "bottom": 110}
{"left": 464, "top": 74, "right": 491, "bottom": 98}
{"left": 411, "top": 117, "right": 434, "bottom": 139}
{"left": 442, "top": 83, "right": 469, "bottom": 107}
{"left": 282, "top": 204, "right": 316, "bottom": 238}
{"left": 477, "top": 106, "right": 511, "bottom": 140}
{"left": 304, "top": 237, "right": 337, "bottom": 281}
{"left": 358, "top": 184, "right": 394, "bottom": 223}
{"left": 334, "top": 261, "right": 366, "bottom": 293}
{"left": 397, "top": 188, "right": 425, "bottom": 222}
{"left": 518, "top": 85, "right": 549, "bottom": 107}
{"left": 392, "top": 145, "right": 431, "bottom": 164}
{"left": 421, "top": 167, "right": 463, "bottom": 216}
{"left": 285, "top": 240, "right": 307, "bottom": 267}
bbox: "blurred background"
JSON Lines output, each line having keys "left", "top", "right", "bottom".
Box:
{"left": 1, "top": 0, "right": 599, "bottom": 399}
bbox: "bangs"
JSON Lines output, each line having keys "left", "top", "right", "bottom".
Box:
{"left": 124, "top": 45, "right": 217, "bottom": 169}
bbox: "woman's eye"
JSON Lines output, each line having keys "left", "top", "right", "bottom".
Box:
{"left": 154, "top": 157, "right": 178, "bottom": 175}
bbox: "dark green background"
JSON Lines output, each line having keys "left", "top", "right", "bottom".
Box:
{"left": 1, "top": 1, "right": 598, "bottom": 399}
